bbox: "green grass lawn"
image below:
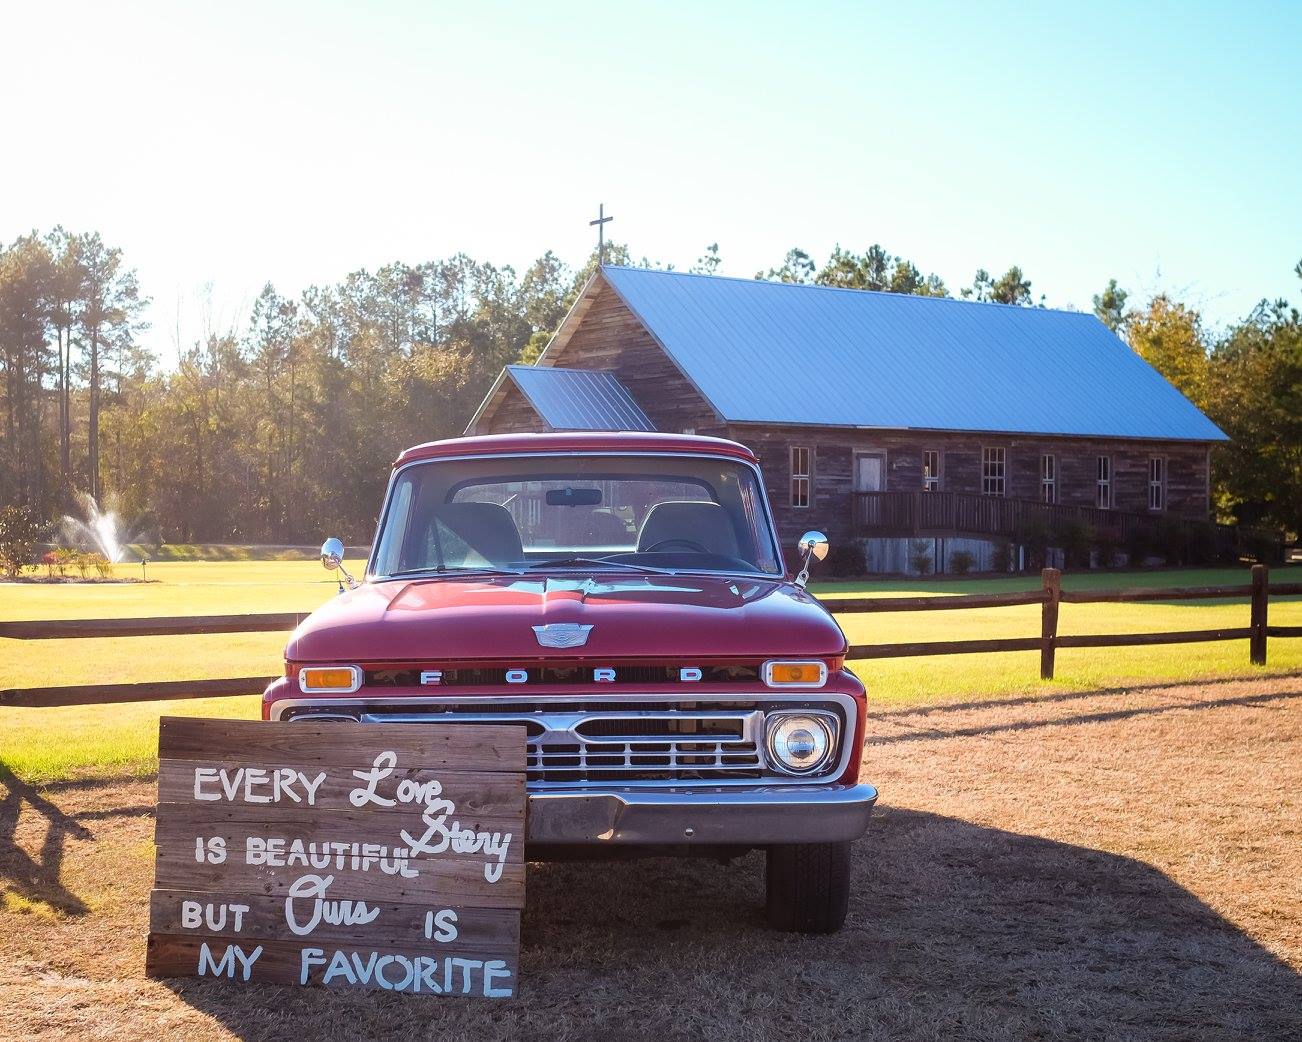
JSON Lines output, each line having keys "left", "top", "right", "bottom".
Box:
{"left": 1, "top": 560, "right": 1298, "bottom": 782}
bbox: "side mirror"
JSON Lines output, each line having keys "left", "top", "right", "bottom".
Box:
{"left": 795, "top": 531, "right": 829, "bottom": 587}
{"left": 320, "top": 537, "right": 345, "bottom": 571}
{"left": 320, "top": 537, "right": 356, "bottom": 592}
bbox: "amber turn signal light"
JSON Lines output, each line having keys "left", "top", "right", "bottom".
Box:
{"left": 297, "top": 666, "right": 362, "bottom": 693}
{"left": 762, "top": 660, "right": 828, "bottom": 688}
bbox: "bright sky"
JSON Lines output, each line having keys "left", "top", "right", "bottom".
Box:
{"left": 3, "top": 0, "right": 1299, "bottom": 363}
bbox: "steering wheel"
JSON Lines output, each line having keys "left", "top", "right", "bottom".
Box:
{"left": 643, "top": 538, "right": 711, "bottom": 554}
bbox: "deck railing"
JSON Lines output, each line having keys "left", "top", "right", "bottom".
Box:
{"left": 2, "top": 567, "right": 1299, "bottom": 707}
{"left": 851, "top": 490, "right": 1278, "bottom": 557}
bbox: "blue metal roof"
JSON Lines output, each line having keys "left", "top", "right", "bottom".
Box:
{"left": 505, "top": 364, "right": 655, "bottom": 432}
{"left": 598, "top": 266, "right": 1227, "bottom": 441}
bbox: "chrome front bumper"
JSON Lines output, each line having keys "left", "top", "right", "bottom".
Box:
{"left": 525, "top": 781, "right": 877, "bottom": 845}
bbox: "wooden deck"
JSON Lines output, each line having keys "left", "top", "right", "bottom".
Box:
{"left": 851, "top": 490, "right": 1271, "bottom": 555}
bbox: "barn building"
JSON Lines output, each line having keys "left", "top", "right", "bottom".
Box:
{"left": 467, "top": 266, "right": 1228, "bottom": 571}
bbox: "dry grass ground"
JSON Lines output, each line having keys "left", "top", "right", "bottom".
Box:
{"left": 2, "top": 674, "right": 1299, "bottom": 1041}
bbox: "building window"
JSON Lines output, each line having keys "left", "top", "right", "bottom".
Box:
{"left": 1149, "top": 456, "right": 1166, "bottom": 511}
{"left": 981, "top": 447, "right": 1005, "bottom": 497}
{"left": 1040, "top": 454, "right": 1056, "bottom": 503}
{"left": 922, "top": 450, "right": 941, "bottom": 492}
{"left": 790, "top": 446, "right": 812, "bottom": 508}
{"left": 1096, "top": 455, "right": 1112, "bottom": 509}
{"left": 681, "top": 427, "right": 695, "bottom": 435}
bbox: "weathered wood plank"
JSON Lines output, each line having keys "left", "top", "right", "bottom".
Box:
{"left": 157, "top": 759, "right": 522, "bottom": 815}
{"left": 145, "top": 934, "right": 518, "bottom": 996}
{"left": 148, "top": 719, "right": 526, "bottom": 996}
{"left": 0, "top": 677, "right": 274, "bottom": 708}
{"left": 1055, "top": 628, "right": 1253, "bottom": 648}
{"left": 822, "top": 591, "right": 1045, "bottom": 613}
{"left": 1060, "top": 585, "right": 1255, "bottom": 603}
{"left": 158, "top": 717, "right": 526, "bottom": 773}
{"left": 149, "top": 889, "right": 519, "bottom": 951}
{"left": 154, "top": 806, "right": 524, "bottom": 865}
{"left": 846, "top": 637, "right": 1043, "bottom": 659}
{"left": 152, "top": 843, "right": 525, "bottom": 905}
{"left": 0, "top": 613, "right": 302, "bottom": 639}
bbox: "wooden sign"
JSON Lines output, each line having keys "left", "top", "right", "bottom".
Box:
{"left": 146, "top": 716, "right": 526, "bottom": 998}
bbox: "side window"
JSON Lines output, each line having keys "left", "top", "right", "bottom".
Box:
{"left": 1040, "top": 454, "right": 1056, "bottom": 503}
{"left": 790, "top": 446, "right": 812, "bottom": 508}
{"left": 1096, "top": 456, "right": 1112, "bottom": 509}
{"left": 981, "top": 447, "right": 1006, "bottom": 497}
{"left": 922, "top": 450, "right": 941, "bottom": 492}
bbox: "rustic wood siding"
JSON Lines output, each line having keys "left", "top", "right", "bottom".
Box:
{"left": 729, "top": 424, "right": 1211, "bottom": 545}
{"left": 473, "top": 280, "right": 721, "bottom": 437}
{"left": 470, "top": 273, "right": 1215, "bottom": 549}
{"left": 478, "top": 382, "right": 548, "bottom": 435}
{"left": 547, "top": 282, "right": 723, "bottom": 433}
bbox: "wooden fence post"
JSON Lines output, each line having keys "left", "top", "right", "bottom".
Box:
{"left": 1040, "top": 567, "right": 1061, "bottom": 679}
{"left": 1250, "top": 563, "right": 1268, "bottom": 665}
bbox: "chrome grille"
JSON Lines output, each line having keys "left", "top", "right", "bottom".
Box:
{"left": 280, "top": 694, "right": 854, "bottom": 788}
{"left": 526, "top": 710, "right": 764, "bottom": 783}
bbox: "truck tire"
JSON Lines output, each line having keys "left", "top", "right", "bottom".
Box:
{"left": 764, "top": 841, "right": 852, "bottom": 934}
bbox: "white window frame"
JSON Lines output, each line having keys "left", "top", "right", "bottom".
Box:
{"left": 1149, "top": 456, "right": 1167, "bottom": 512}
{"left": 922, "top": 450, "right": 941, "bottom": 492}
{"left": 1040, "top": 454, "right": 1056, "bottom": 504}
{"left": 1096, "top": 455, "right": 1113, "bottom": 509}
{"left": 790, "top": 446, "right": 812, "bottom": 509}
{"left": 981, "top": 447, "right": 1006, "bottom": 497}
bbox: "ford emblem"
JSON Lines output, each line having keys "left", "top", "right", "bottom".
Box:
{"left": 532, "top": 623, "right": 594, "bottom": 649}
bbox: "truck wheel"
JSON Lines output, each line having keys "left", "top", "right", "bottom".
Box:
{"left": 764, "top": 841, "right": 852, "bottom": 934}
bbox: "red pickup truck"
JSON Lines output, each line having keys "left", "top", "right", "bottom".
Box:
{"left": 262, "top": 432, "right": 876, "bottom": 933}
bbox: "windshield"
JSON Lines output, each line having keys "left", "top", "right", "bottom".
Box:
{"left": 370, "top": 453, "right": 782, "bottom": 577}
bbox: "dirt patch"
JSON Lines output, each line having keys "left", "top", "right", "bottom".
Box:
{"left": 3, "top": 675, "right": 1300, "bottom": 1040}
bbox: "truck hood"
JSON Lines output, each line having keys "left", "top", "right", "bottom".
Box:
{"left": 286, "top": 574, "right": 846, "bottom": 663}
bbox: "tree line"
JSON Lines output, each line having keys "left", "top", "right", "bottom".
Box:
{"left": 0, "top": 230, "right": 1297, "bottom": 546}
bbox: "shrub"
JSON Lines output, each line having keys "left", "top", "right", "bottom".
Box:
{"left": 1125, "top": 525, "right": 1156, "bottom": 568}
{"left": 0, "top": 505, "right": 40, "bottom": 578}
{"left": 1056, "top": 520, "right": 1095, "bottom": 570}
{"left": 1016, "top": 519, "right": 1051, "bottom": 570}
{"left": 1240, "top": 529, "right": 1283, "bottom": 565}
{"left": 949, "top": 549, "right": 974, "bottom": 576}
{"left": 825, "top": 544, "right": 866, "bottom": 577}
{"left": 87, "top": 551, "right": 113, "bottom": 578}
{"left": 908, "top": 539, "right": 933, "bottom": 576}
{"left": 1186, "top": 521, "right": 1220, "bottom": 565}
{"left": 1156, "top": 517, "right": 1189, "bottom": 566}
{"left": 1095, "top": 531, "right": 1120, "bottom": 568}
{"left": 990, "top": 541, "right": 1013, "bottom": 574}
{"left": 53, "top": 546, "right": 76, "bottom": 577}
{"left": 41, "top": 549, "right": 57, "bottom": 578}
{"left": 72, "top": 550, "right": 90, "bottom": 578}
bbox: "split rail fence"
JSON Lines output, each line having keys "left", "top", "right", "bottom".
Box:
{"left": 2, "top": 566, "right": 1300, "bottom": 709}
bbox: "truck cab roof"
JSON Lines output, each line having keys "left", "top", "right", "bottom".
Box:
{"left": 394, "top": 431, "right": 759, "bottom": 468}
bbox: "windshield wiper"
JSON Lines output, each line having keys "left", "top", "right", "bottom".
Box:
{"left": 525, "top": 556, "right": 674, "bottom": 574}
{"left": 386, "top": 565, "right": 523, "bottom": 579}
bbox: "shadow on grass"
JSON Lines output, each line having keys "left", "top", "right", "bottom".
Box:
{"left": 0, "top": 765, "right": 149, "bottom": 916}
{"left": 160, "top": 809, "right": 1302, "bottom": 1041}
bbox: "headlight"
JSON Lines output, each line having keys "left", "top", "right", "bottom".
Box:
{"left": 297, "top": 665, "right": 362, "bottom": 693}
{"left": 762, "top": 659, "right": 828, "bottom": 688}
{"left": 765, "top": 712, "right": 835, "bottom": 774}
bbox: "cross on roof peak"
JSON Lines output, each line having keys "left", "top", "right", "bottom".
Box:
{"left": 589, "top": 203, "right": 613, "bottom": 265}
